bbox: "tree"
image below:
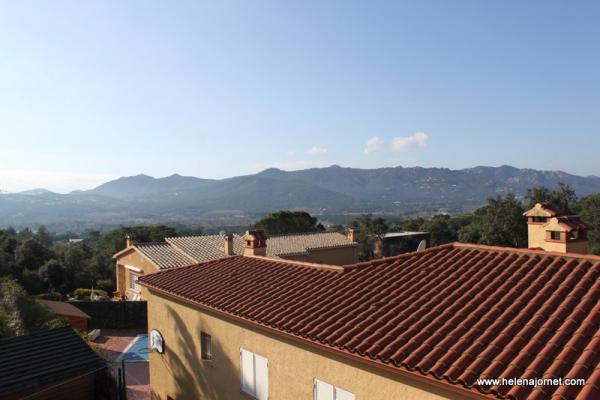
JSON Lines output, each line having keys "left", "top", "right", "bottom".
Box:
{"left": 95, "top": 225, "right": 178, "bottom": 256}
{"left": 459, "top": 193, "right": 527, "bottom": 247}
{"left": 350, "top": 214, "right": 389, "bottom": 261}
{"left": 0, "top": 278, "right": 64, "bottom": 338}
{"left": 526, "top": 183, "right": 577, "bottom": 215}
{"left": 420, "top": 215, "right": 470, "bottom": 247}
{"left": 39, "top": 260, "right": 66, "bottom": 292}
{"left": 35, "top": 226, "right": 53, "bottom": 247}
{"left": 0, "top": 230, "right": 17, "bottom": 277}
{"left": 19, "top": 269, "right": 45, "bottom": 295}
{"left": 253, "top": 211, "right": 324, "bottom": 235}
{"left": 0, "top": 225, "right": 185, "bottom": 298}
{"left": 54, "top": 243, "right": 94, "bottom": 292}
{"left": 577, "top": 194, "right": 600, "bottom": 254}
{"left": 397, "top": 217, "right": 425, "bottom": 232}
{"left": 15, "top": 238, "right": 52, "bottom": 271}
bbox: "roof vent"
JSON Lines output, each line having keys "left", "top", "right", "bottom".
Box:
{"left": 224, "top": 233, "right": 235, "bottom": 256}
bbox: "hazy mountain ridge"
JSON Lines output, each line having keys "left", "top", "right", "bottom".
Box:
{"left": 82, "top": 173, "right": 216, "bottom": 198}
{"left": 2, "top": 165, "right": 599, "bottom": 232}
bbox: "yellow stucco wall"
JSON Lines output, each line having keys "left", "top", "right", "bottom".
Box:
{"left": 115, "top": 250, "right": 160, "bottom": 299}
{"left": 528, "top": 222, "right": 567, "bottom": 252}
{"left": 527, "top": 222, "right": 589, "bottom": 254}
{"left": 305, "top": 246, "right": 358, "bottom": 265}
{"left": 280, "top": 247, "right": 357, "bottom": 265}
{"left": 144, "top": 287, "right": 469, "bottom": 400}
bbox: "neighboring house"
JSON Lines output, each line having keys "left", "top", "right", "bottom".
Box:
{"left": 375, "top": 231, "right": 430, "bottom": 257}
{"left": 138, "top": 213, "right": 600, "bottom": 400}
{"left": 0, "top": 326, "right": 108, "bottom": 400}
{"left": 113, "top": 230, "right": 358, "bottom": 300}
{"left": 524, "top": 203, "right": 591, "bottom": 253}
{"left": 37, "top": 299, "right": 92, "bottom": 331}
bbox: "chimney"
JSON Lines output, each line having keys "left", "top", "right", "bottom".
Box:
{"left": 347, "top": 228, "right": 358, "bottom": 242}
{"left": 523, "top": 203, "right": 590, "bottom": 254}
{"left": 125, "top": 233, "right": 135, "bottom": 248}
{"left": 224, "top": 233, "right": 235, "bottom": 256}
{"left": 243, "top": 230, "right": 267, "bottom": 257}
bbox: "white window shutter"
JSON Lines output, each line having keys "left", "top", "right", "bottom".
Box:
{"left": 314, "top": 379, "right": 335, "bottom": 400}
{"left": 254, "top": 353, "right": 269, "bottom": 400}
{"left": 240, "top": 349, "right": 255, "bottom": 395}
{"left": 334, "top": 387, "right": 355, "bottom": 400}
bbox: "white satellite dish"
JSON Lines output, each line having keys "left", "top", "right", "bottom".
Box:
{"left": 150, "top": 329, "right": 164, "bottom": 353}
{"left": 417, "top": 240, "right": 427, "bottom": 252}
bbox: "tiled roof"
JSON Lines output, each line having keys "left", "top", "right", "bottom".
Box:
{"left": 0, "top": 326, "right": 107, "bottom": 396}
{"left": 38, "top": 300, "right": 91, "bottom": 319}
{"left": 267, "top": 232, "right": 358, "bottom": 256}
{"left": 523, "top": 203, "right": 560, "bottom": 218}
{"left": 166, "top": 235, "right": 244, "bottom": 263}
{"left": 166, "top": 232, "right": 357, "bottom": 262}
{"left": 135, "top": 242, "right": 196, "bottom": 269}
{"left": 139, "top": 243, "right": 600, "bottom": 400}
{"left": 554, "top": 216, "right": 592, "bottom": 232}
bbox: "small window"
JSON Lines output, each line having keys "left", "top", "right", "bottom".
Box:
{"left": 550, "top": 231, "right": 562, "bottom": 241}
{"left": 314, "top": 379, "right": 355, "bottom": 400}
{"left": 201, "top": 332, "right": 212, "bottom": 360}
{"left": 569, "top": 230, "right": 580, "bottom": 240}
{"left": 129, "top": 273, "right": 140, "bottom": 291}
{"left": 532, "top": 216, "right": 548, "bottom": 223}
{"left": 240, "top": 348, "right": 268, "bottom": 400}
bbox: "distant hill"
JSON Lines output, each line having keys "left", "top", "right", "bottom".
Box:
{"left": 1, "top": 165, "right": 599, "bottom": 232}
{"left": 81, "top": 173, "right": 216, "bottom": 198}
{"left": 17, "top": 188, "right": 58, "bottom": 196}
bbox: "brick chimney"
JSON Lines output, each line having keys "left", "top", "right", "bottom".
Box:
{"left": 125, "top": 233, "right": 135, "bottom": 248}
{"left": 523, "top": 203, "right": 590, "bottom": 253}
{"left": 347, "top": 228, "right": 358, "bottom": 242}
{"left": 224, "top": 233, "right": 235, "bottom": 256}
{"left": 243, "top": 230, "right": 267, "bottom": 256}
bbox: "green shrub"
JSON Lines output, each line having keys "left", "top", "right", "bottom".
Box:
{"left": 73, "top": 288, "right": 108, "bottom": 301}
{"left": 36, "top": 292, "right": 63, "bottom": 301}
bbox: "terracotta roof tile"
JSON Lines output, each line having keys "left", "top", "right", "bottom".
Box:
{"left": 555, "top": 217, "right": 592, "bottom": 232}
{"left": 37, "top": 300, "right": 91, "bottom": 319}
{"left": 139, "top": 243, "right": 600, "bottom": 400}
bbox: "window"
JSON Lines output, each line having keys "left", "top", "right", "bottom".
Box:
{"left": 129, "top": 273, "right": 140, "bottom": 291}
{"left": 314, "top": 379, "right": 355, "bottom": 400}
{"left": 569, "top": 230, "right": 580, "bottom": 240}
{"left": 201, "top": 332, "right": 212, "bottom": 360}
{"left": 550, "top": 231, "right": 562, "bottom": 241}
{"left": 240, "top": 348, "right": 268, "bottom": 400}
{"left": 532, "top": 216, "right": 548, "bottom": 223}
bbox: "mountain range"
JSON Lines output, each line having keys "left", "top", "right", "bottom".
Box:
{"left": 2, "top": 165, "right": 599, "bottom": 233}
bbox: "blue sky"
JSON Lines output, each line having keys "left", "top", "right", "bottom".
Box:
{"left": 0, "top": 1, "right": 598, "bottom": 192}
